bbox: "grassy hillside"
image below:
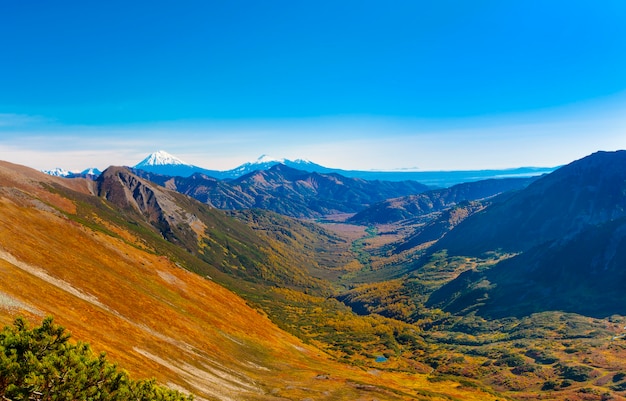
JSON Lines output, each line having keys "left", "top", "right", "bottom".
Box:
{"left": 0, "top": 161, "right": 502, "bottom": 401}
{"left": 327, "top": 152, "right": 626, "bottom": 400}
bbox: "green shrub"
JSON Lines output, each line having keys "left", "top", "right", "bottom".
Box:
{"left": 495, "top": 353, "right": 525, "bottom": 367}
{"left": 525, "top": 348, "right": 558, "bottom": 364}
{"left": 541, "top": 380, "right": 558, "bottom": 391}
{"left": 0, "top": 317, "right": 192, "bottom": 401}
{"left": 613, "top": 372, "right": 626, "bottom": 383}
{"left": 557, "top": 363, "right": 594, "bottom": 382}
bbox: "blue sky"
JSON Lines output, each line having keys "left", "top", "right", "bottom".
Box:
{"left": 1, "top": 1, "right": 625, "bottom": 171}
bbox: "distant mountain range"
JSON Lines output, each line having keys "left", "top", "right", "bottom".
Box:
{"left": 131, "top": 164, "right": 431, "bottom": 218}
{"left": 135, "top": 150, "right": 557, "bottom": 187}
{"left": 42, "top": 167, "right": 102, "bottom": 179}
{"left": 131, "top": 150, "right": 337, "bottom": 181}
{"left": 38, "top": 150, "right": 558, "bottom": 220}
{"left": 43, "top": 150, "right": 557, "bottom": 187}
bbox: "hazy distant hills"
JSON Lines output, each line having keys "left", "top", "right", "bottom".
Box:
{"left": 349, "top": 176, "right": 538, "bottom": 225}
{"left": 328, "top": 166, "right": 557, "bottom": 187}
{"left": 132, "top": 150, "right": 556, "bottom": 186}
{"left": 133, "top": 163, "right": 431, "bottom": 218}
{"left": 43, "top": 150, "right": 557, "bottom": 187}
{"left": 427, "top": 150, "right": 626, "bottom": 318}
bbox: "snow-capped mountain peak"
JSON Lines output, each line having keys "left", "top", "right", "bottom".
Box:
{"left": 132, "top": 151, "right": 206, "bottom": 177}
{"left": 81, "top": 168, "right": 102, "bottom": 176}
{"left": 42, "top": 167, "right": 74, "bottom": 177}
{"left": 223, "top": 155, "right": 324, "bottom": 177}
{"left": 135, "top": 150, "right": 190, "bottom": 167}
{"left": 229, "top": 155, "right": 284, "bottom": 174}
{"left": 42, "top": 167, "right": 102, "bottom": 179}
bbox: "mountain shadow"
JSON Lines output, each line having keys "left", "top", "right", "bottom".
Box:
{"left": 427, "top": 216, "right": 626, "bottom": 318}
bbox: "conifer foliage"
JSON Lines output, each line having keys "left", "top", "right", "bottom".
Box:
{"left": 0, "top": 317, "right": 192, "bottom": 401}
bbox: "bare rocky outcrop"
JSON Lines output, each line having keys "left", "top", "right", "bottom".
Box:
{"left": 96, "top": 166, "right": 205, "bottom": 243}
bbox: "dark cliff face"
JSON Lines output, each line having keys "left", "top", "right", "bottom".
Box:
{"left": 97, "top": 166, "right": 163, "bottom": 222}
{"left": 96, "top": 166, "right": 185, "bottom": 243}
{"left": 436, "top": 150, "right": 626, "bottom": 256}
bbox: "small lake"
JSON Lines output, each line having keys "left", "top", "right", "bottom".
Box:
{"left": 375, "top": 356, "right": 388, "bottom": 363}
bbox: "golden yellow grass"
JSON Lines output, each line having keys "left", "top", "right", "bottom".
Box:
{"left": 0, "top": 163, "right": 502, "bottom": 401}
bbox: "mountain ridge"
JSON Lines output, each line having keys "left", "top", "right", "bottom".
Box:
{"left": 132, "top": 163, "right": 431, "bottom": 218}
{"left": 435, "top": 150, "right": 626, "bottom": 256}
{"left": 423, "top": 150, "right": 626, "bottom": 318}
{"left": 133, "top": 150, "right": 558, "bottom": 185}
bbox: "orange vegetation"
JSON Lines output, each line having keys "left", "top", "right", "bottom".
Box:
{"left": 0, "top": 162, "right": 501, "bottom": 400}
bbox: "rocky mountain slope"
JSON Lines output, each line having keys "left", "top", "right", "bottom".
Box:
{"left": 0, "top": 161, "right": 335, "bottom": 400}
